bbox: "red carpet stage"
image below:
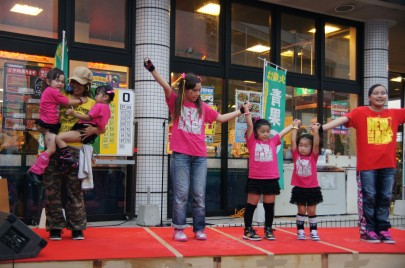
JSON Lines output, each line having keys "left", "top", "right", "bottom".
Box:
{"left": 0, "top": 227, "right": 404, "bottom": 268}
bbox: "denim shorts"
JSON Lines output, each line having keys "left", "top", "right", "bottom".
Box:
{"left": 246, "top": 178, "right": 280, "bottom": 195}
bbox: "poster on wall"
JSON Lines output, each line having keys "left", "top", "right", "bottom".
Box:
{"left": 234, "top": 90, "right": 263, "bottom": 143}
{"left": 331, "top": 101, "right": 349, "bottom": 135}
{"left": 201, "top": 87, "right": 216, "bottom": 143}
{"left": 2, "top": 63, "right": 50, "bottom": 131}
{"left": 92, "top": 89, "right": 135, "bottom": 156}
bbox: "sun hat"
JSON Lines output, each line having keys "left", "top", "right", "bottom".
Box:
{"left": 68, "top": 66, "right": 93, "bottom": 85}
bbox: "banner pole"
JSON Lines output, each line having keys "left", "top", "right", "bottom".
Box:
{"left": 61, "top": 30, "right": 66, "bottom": 72}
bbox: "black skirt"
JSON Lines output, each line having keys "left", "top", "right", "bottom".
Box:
{"left": 290, "top": 186, "right": 323, "bottom": 206}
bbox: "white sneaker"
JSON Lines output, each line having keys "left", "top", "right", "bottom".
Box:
{"left": 297, "top": 229, "right": 306, "bottom": 240}
{"left": 195, "top": 230, "right": 207, "bottom": 240}
{"left": 310, "top": 230, "right": 320, "bottom": 241}
{"left": 173, "top": 229, "right": 187, "bottom": 242}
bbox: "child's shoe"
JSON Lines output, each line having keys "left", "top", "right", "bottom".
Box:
{"left": 243, "top": 227, "right": 261, "bottom": 241}
{"left": 379, "top": 230, "right": 395, "bottom": 244}
{"left": 297, "top": 229, "right": 306, "bottom": 240}
{"left": 360, "top": 230, "right": 380, "bottom": 243}
{"left": 173, "top": 229, "right": 187, "bottom": 242}
{"left": 264, "top": 227, "right": 275, "bottom": 240}
{"left": 195, "top": 230, "right": 207, "bottom": 240}
{"left": 310, "top": 230, "right": 320, "bottom": 241}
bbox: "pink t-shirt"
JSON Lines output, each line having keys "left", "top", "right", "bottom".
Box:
{"left": 78, "top": 103, "right": 111, "bottom": 132}
{"left": 291, "top": 149, "right": 319, "bottom": 188}
{"left": 166, "top": 91, "right": 219, "bottom": 157}
{"left": 39, "top": 86, "right": 70, "bottom": 124}
{"left": 246, "top": 133, "right": 281, "bottom": 179}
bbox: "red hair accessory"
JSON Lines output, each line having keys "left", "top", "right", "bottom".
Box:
{"left": 181, "top": 73, "right": 186, "bottom": 79}
{"left": 252, "top": 116, "right": 261, "bottom": 123}
{"left": 106, "top": 90, "right": 114, "bottom": 93}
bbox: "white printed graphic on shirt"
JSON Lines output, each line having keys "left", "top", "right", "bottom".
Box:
{"left": 178, "top": 106, "right": 202, "bottom": 134}
{"left": 255, "top": 143, "right": 272, "bottom": 162}
{"left": 296, "top": 157, "right": 312, "bottom": 177}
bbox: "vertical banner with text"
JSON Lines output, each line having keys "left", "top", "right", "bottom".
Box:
{"left": 263, "top": 64, "right": 287, "bottom": 189}
{"left": 92, "top": 89, "right": 134, "bottom": 156}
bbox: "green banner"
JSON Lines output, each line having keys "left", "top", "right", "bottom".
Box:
{"left": 263, "top": 64, "right": 287, "bottom": 189}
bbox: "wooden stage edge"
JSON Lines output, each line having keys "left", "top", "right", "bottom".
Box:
{"left": 0, "top": 226, "right": 404, "bottom": 268}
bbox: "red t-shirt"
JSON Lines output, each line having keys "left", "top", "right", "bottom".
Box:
{"left": 345, "top": 106, "right": 405, "bottom": 171}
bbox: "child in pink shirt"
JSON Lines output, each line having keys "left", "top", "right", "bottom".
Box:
{"left": 56, "top": 84, "right": 114, "bottom": 164}
{"left": 27, "top": 68, "right": 86, "bottom": 184}
{"left": 242, "top": 114, "right": 298, "bottom": 241}
{"left": 290, "top": 122, "right": 323, "bottom": 241}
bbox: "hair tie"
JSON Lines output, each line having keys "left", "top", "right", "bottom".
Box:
{"left": 197, "top": 76, "right": 202, "bottom": 82}
{"left": 106, "top": 90, "right": 114, "bottom": 93}
{"left": 181, "top": 73, "right": 186, "bottom": 79}
{"left": 252, "top": 116, "right": 261, "bottom": 123}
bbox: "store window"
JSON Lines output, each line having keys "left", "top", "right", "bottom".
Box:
{"left": 323, "top": 91, "right": 358, "bottom": 156}
{"left": 231, "top": 4, "right": 271, "bottom": 68}
{"left": 324, "top": 23, "right": 357, "bottom": 80}
{"left": 175, "top": 0, "right": 220, "bottom": 61}
{"left": 0, "top": 0, "right": 58, "bottom": 39}
{"left": 74, "top": 0, "right": 126, "bottom": 48}
{"left": 280, "top": 14, "right": 315, "bottom": 75}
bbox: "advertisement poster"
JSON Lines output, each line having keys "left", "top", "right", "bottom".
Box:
{"left": 331, "top": 101, "right": 349, "bottom": 135}
{"left": 2, "top": 63, "right": 50, "bottom": 131}
{"left": 202, "top": 87, "right": 216, "bottom": 143}
{"left": 92, "top": 89, "right": 134, "bottom": 156}
{"left": 263, "top": 64, "right": 287, "bottom": 188}
{"left": 235, "top": 90, "right": 263, "bottom": 143}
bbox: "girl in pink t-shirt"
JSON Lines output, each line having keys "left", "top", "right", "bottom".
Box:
{"left": 27, "top": 68, "right": 86, "bottom": 183}
{"left": 144, "top": 57, "right": 251, "bottom": 242}
{"left": 290, "top": 122, "right": 323, "bottom": 241}
{"left": 56, "top": 84, "right": 114, "bottom": 164}
{"left": 243, "top": 114, "right": 297, "bottom": 241}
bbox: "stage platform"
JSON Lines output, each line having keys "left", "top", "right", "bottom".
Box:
{"left": 0, "top": 226, "right": 404, "bottom": 268}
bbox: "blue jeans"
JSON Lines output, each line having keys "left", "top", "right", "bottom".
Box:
{"left": 359, "top": 168, "right": 395, "bottom": 232}
{"left": 171, "top": 152, "right": 207, "bottom": 232}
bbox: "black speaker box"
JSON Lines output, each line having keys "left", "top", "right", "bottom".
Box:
{"left": 0, "top": 211, "right": 47, "bottom": 261}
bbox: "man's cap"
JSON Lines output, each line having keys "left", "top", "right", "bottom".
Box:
{"left": 68, "top": 66, "right": 93, "bottom": 85}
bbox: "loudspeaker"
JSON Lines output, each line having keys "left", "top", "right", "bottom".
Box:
{"left": 0, "top": 211, "right": 47, "bottom": 261}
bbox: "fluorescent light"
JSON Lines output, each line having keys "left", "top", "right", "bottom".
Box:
{"left": 308, "top": 25, "right": 340, "bottom": 34}
{"left": 11, "top": 4, "right": 43, "bottom": 16}
{"left": 390, "top": 76, "right": 403, "bottom": 82}
{"left": 281, "top": 50, "right": 294, "bottom": 57}
{"left": 243, "top": 80, "right": 257, "bottom": 84}
{"left": 197, "top": 3, "right": 220, "bottom": 16}
{"left": 246, "top": 45, "right": 270, "bottom": 53}
{"left": 0, "top": 88, "right": 3, "bottom": 92}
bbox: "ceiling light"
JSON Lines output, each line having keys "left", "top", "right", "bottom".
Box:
{"left": 308, "top": 25, "right": 340, "bottom": 34}
{"left": 11, "top": 4, "right": 43, "bottom": 16}
{"left": 390, "top": 76, "right": 403, "bottom": 82}
{"left": 281, "top": 50, "right": 294, "bottom": 57}
{"left": 243, "top": 80, "right": 257, "bottom": 84}
{"left": 335, "top": 4, "right": 355, "bottom": 13}
{"left": 197, "top": 3, "right": 220, "bottom": 16}
{"left": 246, "top": 45, "right": 270, "bottom": 53}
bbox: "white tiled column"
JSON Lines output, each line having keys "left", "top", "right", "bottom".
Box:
{"left": 364, "top": 20, "right": 394, "bottom": 103}
{"left": 134, "top": 0, "right": 170, "bottom": 221}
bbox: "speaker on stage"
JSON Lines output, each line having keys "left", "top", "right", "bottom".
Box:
{"left": 0, "top": 211, "right": 47, "bottom": 261}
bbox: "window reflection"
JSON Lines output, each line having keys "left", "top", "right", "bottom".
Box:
{"left": 231, "top": 4, "right": 271, "bottom": 67}
{"left": 324, "top": 23, "right": 356, "bottom": 80}
{"left": 175, "top": 0, "right": 220, "bottom": 61}
{"left": 323, "top": 91, "right": 358, "bottom": 156}
{"left": 0, "top": 0, "right": 58, "bottom": 39}
{"left": 281, "top": 14, "right": 315, "bottom": 75}
{"left": 74, "top": 0, "right": 126, "bottom": 48}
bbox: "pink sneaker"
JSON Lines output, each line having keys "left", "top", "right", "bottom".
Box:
{"left": 379, "top": 230, "right": 395, "bottom": 244}
{"left": 195, "top": 230, "right": 207, "bottom": 240}
{"left": 173, "top": 229, "right": 187, "bottom": 242}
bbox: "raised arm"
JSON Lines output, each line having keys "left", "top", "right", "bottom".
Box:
{"left": 290, "top": 119, "right": 301, "bottom": 151}
{"left": 144, "top": 57, "right": 173, "bottom": 99}
{"left": 245, "top": 110, "right": 254, "bottom": 140}
{"left": 216, "top": 102, "right": 252, "bottom": 123}
{"left": 279, "top": 119, "right": 300, "bottom": 139}
{"left": 321, "top": 116, "right": 349, "bottom": 131}
{"left": 311, "top": 123, "right": 320, "bottom": 155}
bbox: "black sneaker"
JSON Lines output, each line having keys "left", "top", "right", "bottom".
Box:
{"left": 27, "top": 171, "right": 43, "bottom": 185}
{"left": 72, "top": 230, "right": 84, "bottom": 240}
{"left": 264, "top": 227, "right": 275, "bottom": 240}
{"left": 243, "top": 227, "right": 261, "bottom": 241}
{"left": 49, "top": 229, "right": 62, "bottom": 241}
